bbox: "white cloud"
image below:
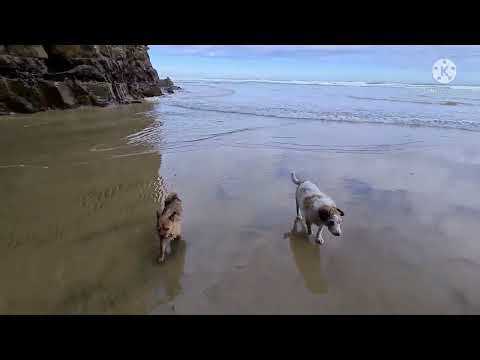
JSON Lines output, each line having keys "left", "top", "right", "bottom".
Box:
{"left": 152, "top": 45, "right": 375, "bottom": 58}
{"left": 152, "top": 45, "right": 480, "bottom": 59}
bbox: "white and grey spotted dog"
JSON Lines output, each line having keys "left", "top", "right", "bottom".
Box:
{"left": 291, "top": 171, "right": 344, "bottom": 245}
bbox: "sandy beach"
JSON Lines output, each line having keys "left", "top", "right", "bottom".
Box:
{"left": 1, "top": 80, "right": 480, "bottom": 314}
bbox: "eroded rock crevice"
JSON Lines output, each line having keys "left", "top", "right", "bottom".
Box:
{"left": 0, "top": 45, "right": 178, "bottom": 115}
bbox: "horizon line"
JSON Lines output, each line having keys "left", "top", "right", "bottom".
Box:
{"left": 168, "top": 77, "right": 480, "bottom": 87}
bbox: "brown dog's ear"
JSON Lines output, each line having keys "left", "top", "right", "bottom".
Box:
{"left": 335, "top": 207, "right": 345, "bottom": 216}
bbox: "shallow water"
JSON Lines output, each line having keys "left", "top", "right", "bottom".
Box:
{"left": 1, "top": 81, "right": 480, "bottom": 314}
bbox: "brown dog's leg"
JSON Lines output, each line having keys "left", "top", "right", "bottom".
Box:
{"left": 158, "top": 253, "right": 165, "bottom": 263}
{"left": 158, "top": 239, "right": 167, "bottom": 263}
{"left": 306, "top": 221, "right": 312, "bottom": 235}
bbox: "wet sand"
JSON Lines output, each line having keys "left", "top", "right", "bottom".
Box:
{"left": 1, "top": 100, "right": 480, "bottom": 314}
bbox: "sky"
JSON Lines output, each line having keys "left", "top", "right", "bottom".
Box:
{"left": 148, "top": 45, "right": 480, "bottom": 85}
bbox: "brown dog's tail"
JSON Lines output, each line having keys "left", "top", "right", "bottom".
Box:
{"left": 163, "top": 192, "right": 182, "bottom": 216}
{"left": 164, "top": 192, "right": 179, "bottom": 208}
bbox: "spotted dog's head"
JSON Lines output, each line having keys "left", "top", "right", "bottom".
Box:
{"left": 318, "top": 206, "right": 344, "bottom": 236}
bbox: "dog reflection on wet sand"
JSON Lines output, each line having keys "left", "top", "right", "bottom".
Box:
{"left": 159, "top": 238, "right": 187, "bottom": 300}
{"left": 156, "top": 192, "right": 183, "bottom": 264}
{"left": 284, "top": 217, "right": 328, "bottom": 294}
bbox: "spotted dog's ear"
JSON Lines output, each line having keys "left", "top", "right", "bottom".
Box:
{"left": 335, "top": 207, "right": 345, "bottom": 216}
{"left": 318, "top": 207, "right": 331, "bottom": 221}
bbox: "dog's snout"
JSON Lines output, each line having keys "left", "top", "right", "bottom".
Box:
{"left": 329, "top": 227, "right": 341, "bottom": 236}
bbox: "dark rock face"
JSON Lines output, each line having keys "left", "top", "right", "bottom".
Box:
{"left": 0, "top": 45, "right": 178, "bottom": 115}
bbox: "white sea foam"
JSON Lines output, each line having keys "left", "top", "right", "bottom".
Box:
{"left": 179, "top": 78, "right": 480, "bottom": 91}
{"left": 159, "top": 79, "right": 480, "bottom": 132}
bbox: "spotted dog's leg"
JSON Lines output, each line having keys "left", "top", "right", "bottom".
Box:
{"left": 315, "top": 225, "right": 325, "bottom": 245}
{"left": 295, "top": 196, "right": 302, "bottom": 221}
{"left": 306, "top": 220, "right": 312, "bottom": 235}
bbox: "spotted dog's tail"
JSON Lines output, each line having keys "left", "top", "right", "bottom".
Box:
{"left": 291, "top": 171, "right": 304, "bottom": 186}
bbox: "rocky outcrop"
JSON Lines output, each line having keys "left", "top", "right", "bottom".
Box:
{"left": 0, "top": 45, "right": 179, "bottom": 115}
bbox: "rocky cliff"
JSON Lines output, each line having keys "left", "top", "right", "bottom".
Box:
{"left": 0, "top": 45, "right": 177, "bottom": 115}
